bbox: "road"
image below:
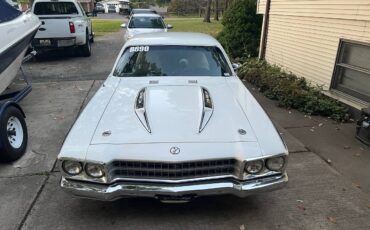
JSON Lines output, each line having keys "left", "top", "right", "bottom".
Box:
{"left": 1, "top": 31, "right": 369, "bottom": 230}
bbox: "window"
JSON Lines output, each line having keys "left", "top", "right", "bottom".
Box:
{"left": 113, "top": 46, "right": 232, "bottom": 77}
{"left": 34, "top": 2, "right": 78, "bottom": 15}
{"left": 0, "top": 0, "right": 21, "bottom": 23}
{"left": 128, "top": 16, "right": 165, "bottom": 29}
{"left": 331, "top": 40, "right": 370, "bottom": 102}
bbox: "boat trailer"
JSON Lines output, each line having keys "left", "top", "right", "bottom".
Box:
{"left": 0, "top": 51, "right": 35, "bottom": 162}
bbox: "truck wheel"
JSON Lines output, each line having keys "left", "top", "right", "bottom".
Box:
{"left": 80, "top": 32, "right": 91, "bottom": 57}
{"left": 0, "top": 106, "right": 28, "bottom": 162}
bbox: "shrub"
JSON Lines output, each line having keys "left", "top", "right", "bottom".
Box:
{"left": 217, "top": 0, "right": 262, "bottom": 59}
{"left": 238, "top": 59, "right": 350, "bottom": 122}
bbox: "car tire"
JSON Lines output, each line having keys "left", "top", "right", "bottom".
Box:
{"left": 0, "top": 105, "right": 28, "bottom": 163}
{"left": 80, "top": 31, "right": 91, "bottom": 57}
{"left": 90, "top": 32, "right": 94, "bottom": 43}
{"left": 90, "top": 27, "right": 94, "bottom": 43}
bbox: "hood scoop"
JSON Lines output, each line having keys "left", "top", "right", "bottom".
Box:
{"left": 134, "top": 86, "right": 214, "bottom": 134}
{"left": 135, "top": 88, "right": 151, "bottom": 133}
{"left": 199, "top": 87, "right": 213, "bottom": 133}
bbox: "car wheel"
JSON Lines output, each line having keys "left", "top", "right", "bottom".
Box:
{"left": 80, "top": 32, "right": 91, "bottom": 57}
{"left": 0, "top": 105, "right": 28, "bottom": 162}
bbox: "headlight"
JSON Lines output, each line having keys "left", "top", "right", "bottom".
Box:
{"left": 85, "top": 163, "right": 105, "bottom": 178}
{"left": 62, "top": 161, "right": 82, "bottom": 175}
{"left": 266, "top": 156, "right": 285, "bottom": 171}
{"left": 245, "top": 160, "right": 264, "bottom": 174}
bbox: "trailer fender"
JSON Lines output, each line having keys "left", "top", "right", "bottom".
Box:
{"left": 0, "top": 102, "right": 26, "bottom": 118}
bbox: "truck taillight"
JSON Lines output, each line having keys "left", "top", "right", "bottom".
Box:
{"left": 69, "top": 22, "right": 75, "bottom": 33}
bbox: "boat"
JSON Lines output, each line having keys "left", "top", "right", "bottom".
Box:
{"left": 0, "top": 1, "right": 40, "bottom": 162}
{"left": 0, "top": 0, "right": 41, "bottom": 94}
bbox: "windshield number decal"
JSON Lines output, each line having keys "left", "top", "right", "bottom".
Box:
{"left": 129, "top": 46, "right": 150, "bottom": 52}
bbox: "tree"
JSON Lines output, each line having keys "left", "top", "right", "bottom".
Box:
{"left": 203, "top": 0, "right": 212, "bottom": 23}
{"left": 225, "top": 0, "right": 229, "bottom": 9}
{"left": 214, "top": 0, "right": 219, "bottom": 21}
{"left": 217, "top": 0, "right": 262, "bottom": 58}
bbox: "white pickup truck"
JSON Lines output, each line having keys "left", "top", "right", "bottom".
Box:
{"left": 31, "top": 0, "right": 94, "bottom": 57}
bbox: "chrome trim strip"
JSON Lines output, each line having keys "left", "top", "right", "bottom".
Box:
{"left": 60, "top": 173, "right": 288, "bottom": 201}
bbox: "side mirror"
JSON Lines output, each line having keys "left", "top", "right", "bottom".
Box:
{"left": 86, "top": 12, "right": 93, "bottom": 17}
{"left": 232, "top": 63, "right": 241, "bottom": 71}
{"left": 167, "top": 24, "right": 173, "bottom": 29}
{"left": 121, "top": 23, "right": 127, "bottom": 28}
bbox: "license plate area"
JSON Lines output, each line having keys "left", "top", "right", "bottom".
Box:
{"left": 156, "top": 194, "right": 196, "bottom": 203}
{"left": 39, "top": 39, "right": 51, "bottom": 46}
{"left": 58, "top": 39, "right": 75, "bottom": 47}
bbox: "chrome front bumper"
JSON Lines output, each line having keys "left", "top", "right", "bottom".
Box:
{"left": 60, "top": 173, "right": 288, "bottom": 201}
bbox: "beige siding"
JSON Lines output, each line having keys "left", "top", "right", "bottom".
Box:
{"left": 260, "top": 0, "right": 370, "bottom": 90}
{"left": 257, "top": 0, "right": 267, "bottom": 14}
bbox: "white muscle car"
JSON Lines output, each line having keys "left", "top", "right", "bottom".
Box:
{"left": 58, "top": 33, "right": 288, "bottom": 202}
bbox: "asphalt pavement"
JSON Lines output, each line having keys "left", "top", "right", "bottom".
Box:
{"left": 1, "top": 31, "right": 369, "bottom": 230}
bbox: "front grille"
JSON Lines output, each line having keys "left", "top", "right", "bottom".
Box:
{"left": 109, "top": 159, "right": 238, "bottom": 180}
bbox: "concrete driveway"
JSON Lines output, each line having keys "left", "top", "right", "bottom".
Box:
{"left": 1, "top": 32, "right": 369, "bottom": 230}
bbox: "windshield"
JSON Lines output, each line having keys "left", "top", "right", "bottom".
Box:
{"left": 0, "top": 0, "right": 21, "bottom": 23}
{"left": 113, "top": 46, "right": 233, "bottom": 77}
{"left": 34, "top": 2, "right": 78, "bottom": 15}
{"left": 128, "top": 16, "right": 164, "bottom": 29}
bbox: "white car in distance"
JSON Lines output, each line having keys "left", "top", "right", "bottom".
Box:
{"left": 122, "top": 13, "right": 172, "bottom": 41}
{"left": 58, "top": 33, "right": 288, "bottom": 203}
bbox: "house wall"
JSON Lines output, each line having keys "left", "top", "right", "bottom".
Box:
{"left": 257, "top": 0, "right": 370, "bottom": 91}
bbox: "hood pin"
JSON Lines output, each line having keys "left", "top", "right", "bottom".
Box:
{"left": 238, "top": 129, "right": 247, "bottom": 135}
{"left": 102, "top": 130, "right": 112, "bottom": 137}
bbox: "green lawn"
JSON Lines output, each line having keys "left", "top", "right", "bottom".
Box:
{"left": 92, "top": 18, "right": 223, "bottom": 37}
{"left": 92, "top": 19, "right": 122, "bottom": 36}
{"left": 164, "top": 18, "right": 223, "bottom": 37}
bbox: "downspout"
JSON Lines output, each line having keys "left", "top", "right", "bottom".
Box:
{"left": 258, "top": 0, "right": 271, "bottom": 60}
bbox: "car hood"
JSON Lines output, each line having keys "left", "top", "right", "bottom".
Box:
{"left": 90, "top": 77, "right": 257, "bottom": 145}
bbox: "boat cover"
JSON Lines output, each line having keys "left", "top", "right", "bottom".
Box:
{"left": 0, "top": 0, "right": 21, "bottom": 23}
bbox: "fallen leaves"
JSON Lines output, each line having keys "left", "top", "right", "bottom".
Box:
{"left": 327, "top": 216, "right": 336, "bottom": 224}
{"left": 53, "top": 115, "right": 65, "bottom": 121}
{"left": 353, "top": 183, "right": 362, "bottom": 189}
{"left": 368, "top": 205, "right": 370, "bottom": 209}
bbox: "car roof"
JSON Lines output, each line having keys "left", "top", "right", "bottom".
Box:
{"left": 132, "top": 8, "right": 155, "bottom": 12}
{"left": 125, "top": 32, "right": 221, "bottom": 47}
{"left": 131, "top": 13, "right": 161, "bottom": 18}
